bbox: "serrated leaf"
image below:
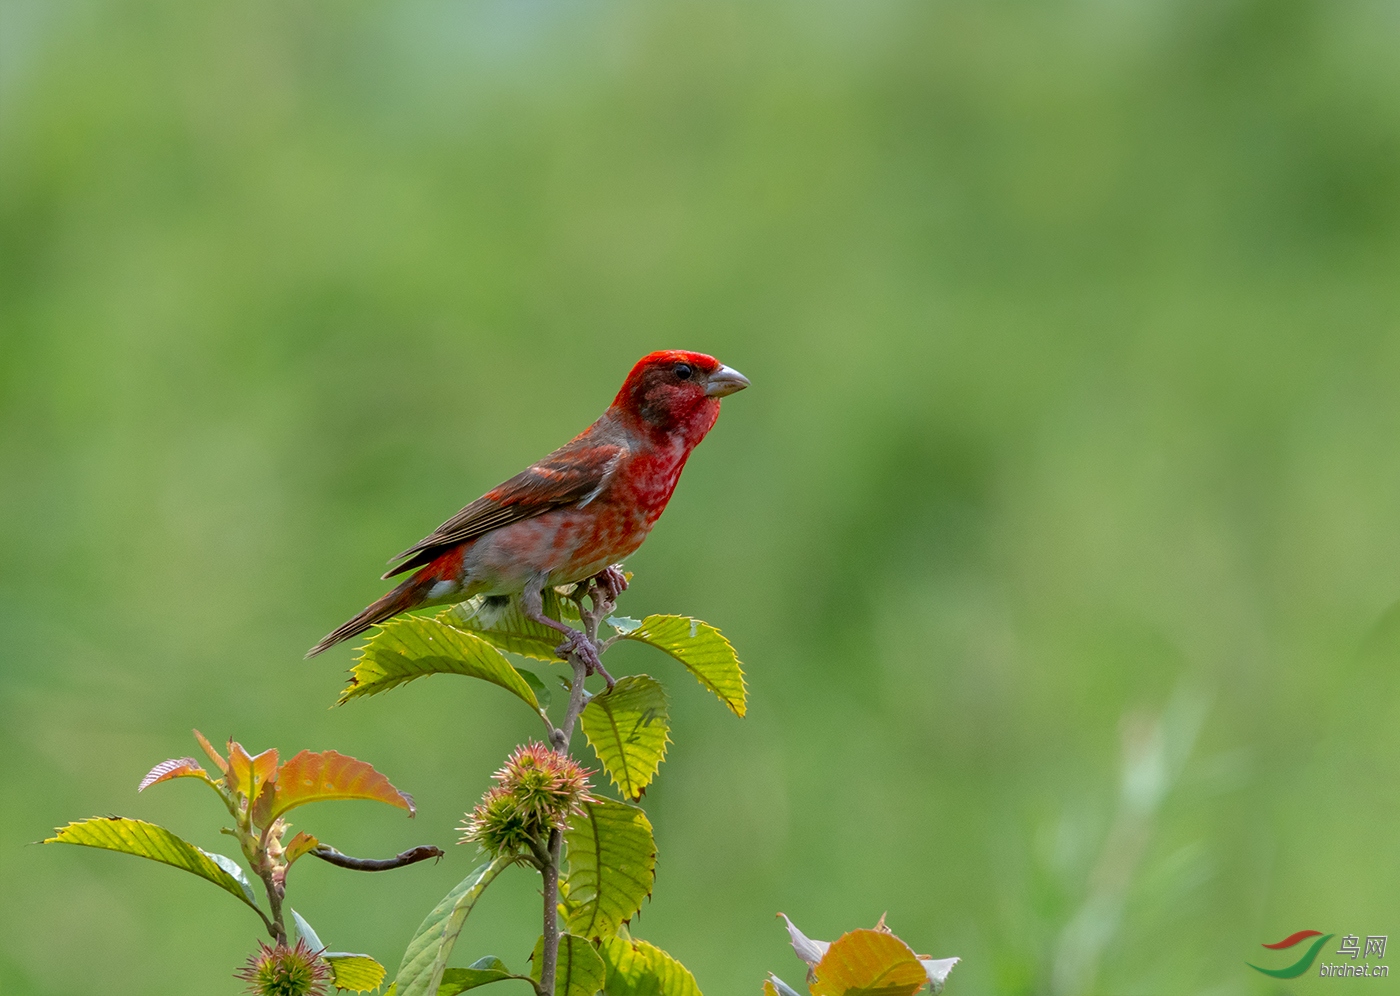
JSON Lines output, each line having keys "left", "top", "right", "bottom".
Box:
{"left": 289, "top": 908, "right": 323, "bottom": 950}
{"left": 341, "top": 615, "right": 542, "bottom": 713}
{"left": 325, "top": 953, "right": 387, "bottom": 993}
{"left": 440, "top": 588, "right": 578, "bottom": 662}
{"left": 138, "top": 757, "right": 211, "bottom": 792}
{"left": 564, "top": 799, "right": 656, "bottom": 940}
{"left": 620, "top": 615, "right": 747, "bottom": 717}
{"left": 285, "top": 831, "right": 320, "bottom": 866}
{"left": 810, "top": 930, "right": 927, "bottom": 996}
{"left": 920, "top": 958, "right": 958, "bottom": 994}
{"left": 607, "top": 616, "right": 641, "bottom": 635}
{"left": 393, "top": 856, "right": 513, "bottom": 996}
{"left": 580, "top": 675, "right": 670, "bottom": 801}
{"left": 44, "top": 817, "right": 260, "bottom": 910}
{"left": 253, "top": 749, "right": 414, "bottom": 826}
{"left": 597, "top": 935, "right": 701, "bottom": 996}
{"left": 227, "top": 741, "right": 279, "bottom": 802}
{"left": 384, "top": 957, "right": 517, "bottom": 995}
{"left": 531, "top": 933, "right": 607, "bottom": 996}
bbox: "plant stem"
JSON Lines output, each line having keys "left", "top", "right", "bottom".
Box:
{"left": 539, "top": 577, "right": 615, "bottom": 996}
{"left": 311, "top": 843, "right": 445, "bottom": 871}
{"left": 539, "top": 826, "right": 563, "bottom": 996}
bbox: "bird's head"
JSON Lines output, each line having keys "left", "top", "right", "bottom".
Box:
{"left": 611, "top": 350, "right": 749, "bottom": 441}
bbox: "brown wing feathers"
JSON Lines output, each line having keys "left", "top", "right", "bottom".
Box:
{"left": 381, "top": 440, "right": 624, "bottom": 579}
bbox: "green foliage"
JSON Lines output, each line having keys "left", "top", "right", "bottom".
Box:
{"left": 612, "top": 615, "right": 747, "bottom": 717}
{"left": 597, "top": 934, "right": 702, "bottom": 996}
{"left": 339, "top": 615, "right": 543, "bottom": 714}
{"left": 392, "top": 857, "right": 516, "bottom": 996}
{"left": 44, "top": 817, "right": 259, "bottom": 910}
{"left": 580, "top": 675, "right": 670, "bottom": 801}
{"left": 323, "top": 953, "right": 388, "bottom": 994}
{"left": 531, "top": 933, "right": 607, "bottom": 996}
{"left": 440, "top": 590, "right": 579, "bottom": 662}
{"left": 385, "top": 958, "right": 518, "bottom": 995}
{"left": 563, "top": 799, "right": 656, "bottom": 940}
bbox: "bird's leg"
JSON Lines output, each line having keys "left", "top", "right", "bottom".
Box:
{"left": 521, "top": 580, "right": 614, "bottom": 690}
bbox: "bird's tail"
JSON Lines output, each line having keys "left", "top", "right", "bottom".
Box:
{"left": 305, "top": 571, "right": 436, "bottom": 658}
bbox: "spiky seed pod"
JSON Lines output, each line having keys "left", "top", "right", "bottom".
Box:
{"left": 459, "top": 786, "right": 537, "bottom": 856}
{"left": 460, "top": 743, "right": 594, "bottom": 857}
{"left": 495, "top": 742, "right": 593, "bottom": 828}
{"left": 235, "top": 939, "right": 329, "bottom": 996}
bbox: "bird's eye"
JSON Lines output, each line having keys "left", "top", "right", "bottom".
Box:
{"left": 673, "top": 363, "right": 693, "bottom": 380}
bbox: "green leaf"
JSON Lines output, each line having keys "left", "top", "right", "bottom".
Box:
{"left": 597, "top": 935, "right": 702, "bottom": 996}
{"left": 44, "top": 817, "right": 259, "bottom": 910}
{"left": 392, "top": 856, "right": 514, "bottom": 996}
{"left": 289, "top": 908, "right": 323, "bottom": 949}
{"left": 606, "top": 616, "right": 641, "bottom": 635}
{"left": 341, "top": 615, "right": 542, "bottom": 713}
{"left": 580, "top": 675, "right": 670, "bottom": 801}
{"left": 563, "top": 799, "right": 656, "bottom": 940}
{"left": 439, "top": 589, "right": 578, "bottom": 662}
{"left": 385, "top": 958, "right": 517, "bottom": 995}
{"left": 325, "top": 953, "right": 387, "bottom": 993}
{"left": 619, "top": 615, "right": 747, "bottom": 717}
{"left": 531, "top": 933, "right": 607, "bottom": 996}
{"left": 517, "top": 667, "right": 553, "bottom": 710}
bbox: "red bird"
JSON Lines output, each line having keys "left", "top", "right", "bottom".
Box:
{"left": 307, "top": 350, "right": 749, "bottom": 670}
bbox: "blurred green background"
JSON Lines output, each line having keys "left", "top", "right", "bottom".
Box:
{"left": 4, "top": 1, "right": 1400, "bottom": 993}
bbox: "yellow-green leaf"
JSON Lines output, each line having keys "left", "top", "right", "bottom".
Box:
{"left": 384, "top": 957, "right": 517, "bottom": 995}
{"left": 440, "top": 589, "right": 577, "bottom": 662}
{"left": 580, "top": 675, "right": 670, "bottom": 801}
{"left": 564, "top": 799, "right": 655, "bottom": 940}
{"left": 341, "top": 615, "right": 541, "bottom": 712}
{"left": 325, "top": 953, "right": 387, "bottom": 993}
{"left": 810, "top": 929, "right": 927, "bottom": 996}
{"left": 393, "top": 856, "right": 514, "bottom": 996}
{"left": 598, "top": 935, "right": 702, "bottom": 996}
{"left": 226, "top": 741, "right": 279, "bottom": 803}
{"left": 44, "top": 817, "right": 259, "bottom": 910}
{"left": 620, "top": 615, "right": 746, "bottom": 717}
{"left": 531, "top": 933, "right": 607, "bottom": 996}
{"left": 284, "top": 831, "right": 320, "bottom": 866}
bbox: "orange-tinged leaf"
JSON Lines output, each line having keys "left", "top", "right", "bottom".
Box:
{"left": 138, "top": 757, "right": 210, "bottom": 792}
{"left": 284, "top": 831, "right": 320, "bottom": 865}
{"left": 253, "top": 750, "right": 413, "bottom": 825}
{"left": 193, "top": 729, "right": 227, "bottom": 774}
{"left": 810, "top": 929, "right": 928, "bottom": 996}
{"left": 226, "top": 741, "right": 279, "bottom": 803}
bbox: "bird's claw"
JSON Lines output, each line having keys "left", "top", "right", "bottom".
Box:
{"left": 554, "top": 631, "right": 617, "bottom": 691}
{"left": 593, "top": 565, "right": 629, "bottom": 601}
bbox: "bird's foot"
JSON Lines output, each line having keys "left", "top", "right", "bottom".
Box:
{"left": 592, "top": 565, "right": 629, "bottom": 601}
{"left": 554, "top": 629, "right": 616, "bottom": 691}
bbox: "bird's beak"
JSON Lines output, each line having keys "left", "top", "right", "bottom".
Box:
{"left": 705, "top": 365, "right": 750, "bottom": 397}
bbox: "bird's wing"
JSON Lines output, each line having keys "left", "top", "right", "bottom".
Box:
{"left": 382, "top": 432, "right": 627, "bottom": 579}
